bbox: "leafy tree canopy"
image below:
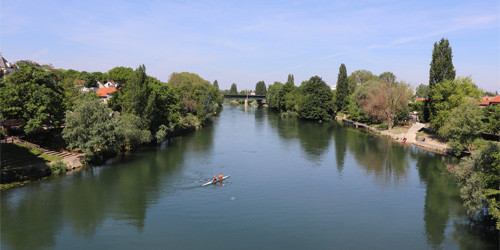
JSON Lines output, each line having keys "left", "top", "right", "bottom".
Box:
{"left": 297, "top": 76, "right": 333, "bottom": 120}
{"left": 108, "top": 66, "right": 134, "bottom": 85}
{"left": 335, "top": 63, "right": 349, "bottom": 112}
{"left": 379, "top": 71, "right": 396, "bottom": 84}
{"left": 62, "top": 94, "right": 122, "bottom": 162}
{"left": 0, "top": 64, "right": 64, "bottom": 134}
{"left": 439, "top": 99, "right": 484, "bottom": 154}
{"left": 347, "top": 69, "right": 377, "bottom": 94}
{"left": 255, "top": 81, "right": 267, "bottom": 95}
{"left": 415, "top": 84, "right": 430, "bottom": 98}
{"left": 429, "top": 76, "right": 481, "bottom": 132}
{"left": 229, "top": 83, "right": 238, "bottom": 95}
{"left": 450, "top": 143, "right": 500, "bottom": 230}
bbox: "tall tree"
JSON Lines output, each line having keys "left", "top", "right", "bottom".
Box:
{"left": 379, "top": 72, "right": 396, "bottom": 84}
{"left": 266, "top": 82, "right": 283, "bottom": 109}
{"left": 229, "top": 83, "right": 238, "bottom": 95}
{"left": 0, "top": 64, "right": 64, "bottom": 134}
{"left": 347, "top": 69, "right": 377, "bottom": 94}
{"left": 428, "top": 77, "right": 481, "bottom": 133}
{"left": 425, "top": 38, "right": 456, "bottom": 121}
{"left": 108, "top": 66, "right": 134, "bottom": 85}
{"left": 440, "top": 99, "right": 483, "bottom": 155}
{"left": 450, "top": 143, "right": 500, "bottom": 230}
{"left": 62, "top": 94, "right": 122, "bottom": 162}
{"left": 360, "top": 80, "right": 411, "bottom": 130}
{"left": 122, "top": 65, "right": 149, "bottom": 117}
{"left": 297, "top": 76, "right": 333, "bottom": 120}
{"left": 213, "top": 80, "right": 219, "bottom": 90}
{"left": 255, "top": 81, "right": 267, "bottom": 95}
{"left": 335, "top": 63, "right": 349, "bottom": 112}
{"left": 287, "top": 74, "right": 294, "bottom": 85}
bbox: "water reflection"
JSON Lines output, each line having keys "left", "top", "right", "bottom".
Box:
{"left": 267, "top": 113, "right": 333, "bottom": 162}
{"left": 1, "top": 127, "right": 215, "bottom": 248}
{"left": 332, "top": 124, "right": 348, "bottom": 174}
{"left": 347, "top": 131, "right": 410, "bottom": 184}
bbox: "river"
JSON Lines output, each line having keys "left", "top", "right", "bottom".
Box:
{"left": 1, "top": 105, "right": 498, "bottom": 249}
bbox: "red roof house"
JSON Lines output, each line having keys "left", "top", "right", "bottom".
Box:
{"left": 96, "top": 87, "right": 117, "bottom": 98}
{"left": 479, "top": 95, "right": 500, "bottom": 106}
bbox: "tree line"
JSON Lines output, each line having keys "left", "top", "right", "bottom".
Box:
{"left": 1, "top": 63, "right": 223, "bottom": 163}
{"left": 265, "top": 38, "right": 500, "bottom": 230}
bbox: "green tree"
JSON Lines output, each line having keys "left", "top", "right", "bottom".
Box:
{"left": 168, "top": 72, "right": 215, "bottom": 115}
{"left": 229, "top": 83, "right": 238, "bottom": 95}
{"left": 426, "top": 38, "right": 456, "bottom": 122}
{"left": 450, "top": 143, "right": 500, "bottom": 230}
{"left": 335, "top": 63, "right": 349, "bottom": 112}
{"left": 347, "top": 69, "right": 377, "bottom": 94}
{"left": 379, "top": 72, "right": 396, "bottom": 84}
{"left": 120, "top": 113, "right": 152, "bottom": 149}
{"left": 213, "top": 80, "right": 219, "bottom": 90}
{"left": 429, "top": 77, "right": 481, "bottom": 132}
{"left": 360, "top": 80, "right": 412, "bottom": 130}
{"left": 297, "top": 76, "right": 333, "bottom": 120}
{"left": 0, "top": 64, "right": 65, "bottom": 134}
{"left": 62, "top": 94, "right": 122, "bottom": 162}
{"left": 79, "top": 71, "right": 97, "bottom": 88}
{"left": 277, "top": 80, "right": 296, "bottom": 112}
{"left": 483, "top": 105, "right": 500, "bottom": 134}
{"left": 287, "top": 74, "right": 294, "bottom": 85}
{"left": 122, "top": 65, "right": 149, "bottom": 117}
{"left": 255, "top": 81, "right": 267, "bottom": 95}
{"left": 108, "top": 66, "right": 134, "bottom": 85}
{"left": 266, "top": 81, "right": 283, "bottom": 109}
{"left": 415, "top": 84, "right": 430, "bottom": 98}
{"left": 440, "top": 99, "right": 483, "bottom": 154}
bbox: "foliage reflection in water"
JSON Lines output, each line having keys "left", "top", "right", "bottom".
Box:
{"left": 1, "top": 105, "right": 498, "bottom": 249}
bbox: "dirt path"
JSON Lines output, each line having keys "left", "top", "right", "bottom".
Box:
{"left": 376, "top": 122, "right": 451, "bottom": 154}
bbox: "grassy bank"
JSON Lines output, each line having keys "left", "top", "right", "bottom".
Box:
{"left": 1, "top": 143, "right": 67, "bottom": 191}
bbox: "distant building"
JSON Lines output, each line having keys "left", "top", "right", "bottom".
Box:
{"left": 96, "top": 87, "right": 118, "bottom": 103}
{"left": 0, "top": 53, "right": 17, "bottom": 76}
{"left": 479, "top": 95, "right": 500, "bottom": 107}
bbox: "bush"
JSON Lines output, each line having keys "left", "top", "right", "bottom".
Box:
{"left": 49, "top": 161, "right": 67, "bottom": 175}
{"left": 375, "top": 123, "right": 388, "bottom": 130}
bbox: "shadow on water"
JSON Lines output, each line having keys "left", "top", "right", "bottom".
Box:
{"left": 267, "top": 112, "right": 334, "bottom": 162}
{"left": 1, "top": 126, "right": 216, "bottom": 248}
{"left": 410, "top": 149, "right": 499, "bottom": 249}
{"left": 346, "top": 129, "right": 411, "bottom": 185}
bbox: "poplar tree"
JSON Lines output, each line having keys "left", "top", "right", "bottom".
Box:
{"left": 287, "top": 74, "right": 294, "bottom": 85}
{"left": 255, "top": 81, "right": 267, "bottom": 95}
{"left": 229, "top": 83, "right": 238, "bottom": 95}
{"left": 425, "top": 38, "right": 455, "bottom": 122}
{"left": 335, "top": 63, "right": 349, "bottom": 112}
{"left": 213, "top": 80, "right": 219, "bottom": 90}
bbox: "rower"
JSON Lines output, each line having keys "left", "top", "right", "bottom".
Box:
{"left": 213, "top": 176, "right": 217, "bottom": 182}
{"left": 219, "top": 174, "right": 223, "bottom": 180}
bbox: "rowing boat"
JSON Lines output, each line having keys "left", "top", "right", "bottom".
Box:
{"left": 202, "top": 175, "right": 230, "bottom": 186}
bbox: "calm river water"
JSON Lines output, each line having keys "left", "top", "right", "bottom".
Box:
{"left": 1, "top": 105, "right": 498, "bottom": 249}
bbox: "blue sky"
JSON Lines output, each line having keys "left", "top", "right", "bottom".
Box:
{"left": 1, "top": 0, "right": 499, "bottom": 91}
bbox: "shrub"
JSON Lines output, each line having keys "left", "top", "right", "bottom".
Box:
{"left": 49, "top": 161, "right": 67, "bottom": 175}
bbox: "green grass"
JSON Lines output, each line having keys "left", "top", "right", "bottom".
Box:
{"left": 1, "top": 143, "right": 62, "bottom": 169}
{"left": 39, "top": 154, "right": 63, "bottom": 162}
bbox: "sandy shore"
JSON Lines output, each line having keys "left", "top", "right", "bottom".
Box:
{"left": 335, "top": 117, "right": 452, "bottom": 154}
{"left": 378, "top": 122, "right": 452, "bottom": 154}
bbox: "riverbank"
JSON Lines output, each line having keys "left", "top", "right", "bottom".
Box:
{"left": 1, "top": 138, "right": 85, "bottom": 191}
{"left": 335, "top": 116, "right": 452, "bottom": 155}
